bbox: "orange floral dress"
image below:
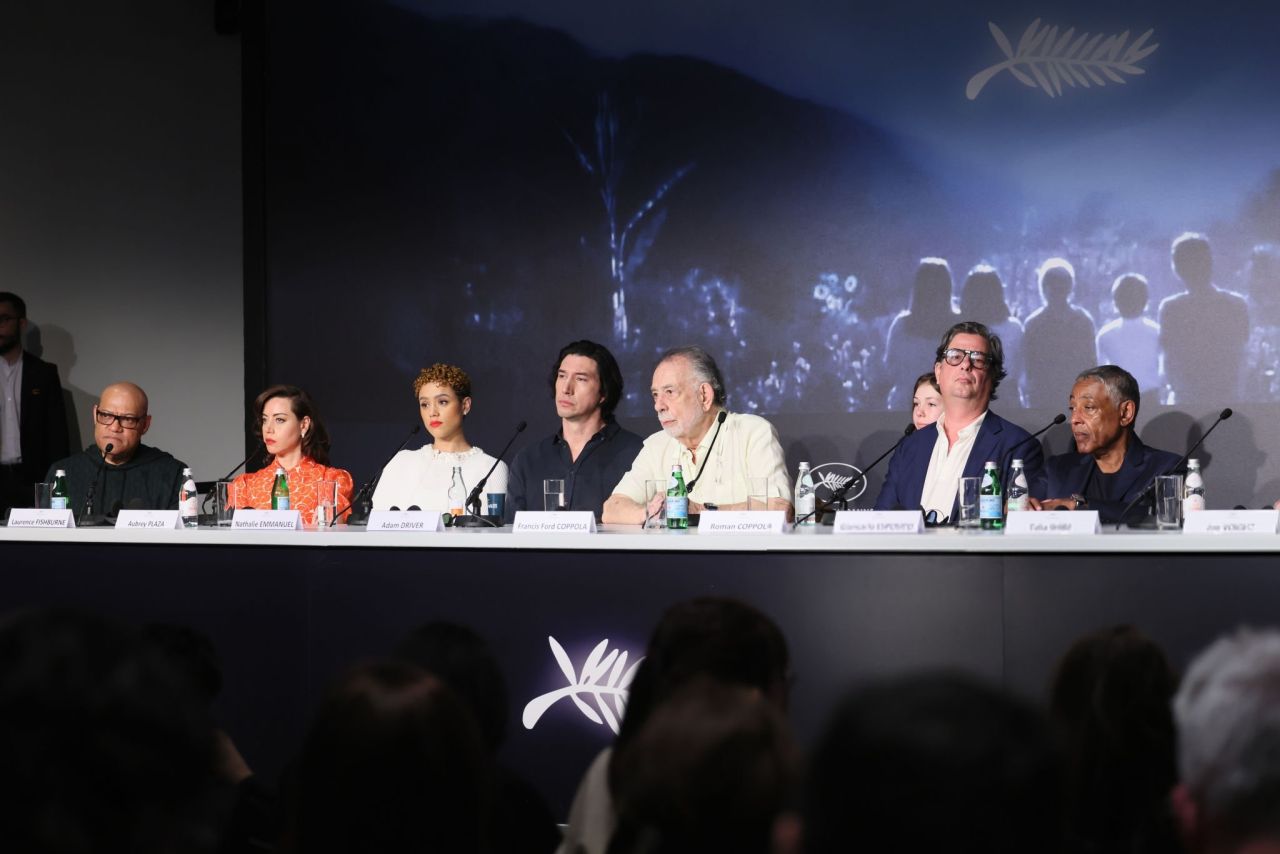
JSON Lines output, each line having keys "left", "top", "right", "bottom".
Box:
{"left": 229, "top": 456, "right": 355, "bottom": 524}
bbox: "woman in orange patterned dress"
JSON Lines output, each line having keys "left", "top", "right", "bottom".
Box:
{"left": 230, "top": 385, "right": 354, "bottom": 525}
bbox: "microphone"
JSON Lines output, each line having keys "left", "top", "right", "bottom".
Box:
{"left": 465, "top": 420, "right": 527, "bottom": 517}
{"left": 79, "top": 443, "right": 114, "bottom": 527}
{"left": 334, "top": 424, "right": 422, "bottom": 526}
{"left": 685, "top": 410, "right": 728, "bottom": 495}
{"left": 998, "top": 413, "right": 1066, "bottom": 475}
{"left": 1115, "top": 408, "right": 1233, "bottom": 529}
{"left": 201, "top": 438, "right": 266, "bottom": 515}
{"left": 793, "top": 424, "right": 915, "bottom": 526}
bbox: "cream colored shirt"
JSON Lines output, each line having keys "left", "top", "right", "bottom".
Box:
{"left": 611, "top": 411, "right": 792, "bottom": 508}
{"left": 919, "top": 410, "right": 988, "bottom": 518}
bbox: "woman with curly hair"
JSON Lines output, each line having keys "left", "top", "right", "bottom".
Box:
{"left": 371, "top": 364, "right": 508, "bottom": 512}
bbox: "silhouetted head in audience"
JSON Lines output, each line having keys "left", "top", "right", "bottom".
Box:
{"left": 1111, "top": 273, "right": 1150, "bottom": 320}
{"left": 290, "top": 661, "right": 491, "bottom": 854}
{"left": 1038, "top": 258, "right": 1076, "bottom": 307}
{"left": 960, "top": 264, "right": 1013, "bottom": 326}
{"left": 607, "top": 679, "right": 798, "bottom": 854}
{"left": 900, "top": 257, "right": 957, "bottom": 336}
{"left": 393, "top": 620, "right": 508, "bottom": 751}
{"left": 1172, "top": 232, "right": 1214, "bottom": 293}
{"left": 611, "top": 598, "right": 790, "bottom": 793}
{"left": 1172, "top": 628, "right": 1280, "bottom": 854}
{"left": 801, "top": 671, "right": 1062, "bottom": 854}
{"left": 1049, "top": 625, "right": 1178, "bottom": 854}
{"left": 0, "top": 608, "right": 218, "bottom": 854}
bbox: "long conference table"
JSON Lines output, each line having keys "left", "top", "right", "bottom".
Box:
{"left": 4, "top": 523, "right": 1280, "bottom": 815}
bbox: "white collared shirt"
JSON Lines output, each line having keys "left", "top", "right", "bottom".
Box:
{"left": 0, "top": 353, "right": 22, "bottom": 464}
{"left": 919, "top": 410, "right": 987, "bottom": 518}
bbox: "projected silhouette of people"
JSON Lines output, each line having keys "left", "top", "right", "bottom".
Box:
{"left": 1244, "top": 244, "right": 1280, "bottom": 400}
{"left": 1158, "top": 233, "right": 1249, "bottom": 405}
{"left": 1023, "top": 258, "right": 1097, "bottom": 409}
{"left": 959, "top": 265, "right": 1024, "bottom": 406}
{"left": 883, "top": 258, "right": 959, "bottom": 410}
{"left": 1097, "top": 274, "right": 1162, "bottom": 398}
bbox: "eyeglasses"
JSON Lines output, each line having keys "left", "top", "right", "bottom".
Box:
{"left": 940, "top": 348, "right": 993, "bottom": 370}
{"left": 0, "top": 315, "right": 18, "bottom": 325}
{"left": 95, "top": 408, "right": 144, "bottom": 430}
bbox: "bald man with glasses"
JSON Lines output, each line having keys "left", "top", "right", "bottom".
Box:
{"left": 44, "top": 382, "right": 187, "bottom": 521}
{"left": 875, "top": 321, "right": 1045, "bottom": 521}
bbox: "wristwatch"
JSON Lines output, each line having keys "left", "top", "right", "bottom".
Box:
{"left": 1071, "top": 494, "right": 1088, "bottom": 510}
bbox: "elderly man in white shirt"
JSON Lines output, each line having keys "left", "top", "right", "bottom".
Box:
{"left": 603, "top": 346, "right": 791, "bottom": 523}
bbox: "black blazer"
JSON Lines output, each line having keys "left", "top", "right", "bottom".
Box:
{"left": 18, "top": 351, "right": 70, "bottom": 488}
{"left": 1038, "top": 433, "right": 1180, "bottom": 523}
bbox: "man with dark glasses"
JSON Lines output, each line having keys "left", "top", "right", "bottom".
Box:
{"left": 44, "top": 382, "right": 187, "bottom": 521}
{"left": 875, "top": 321, "right": 1045, "bottom": 521}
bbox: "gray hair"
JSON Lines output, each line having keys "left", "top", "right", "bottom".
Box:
{"left": 1174, "top": 628, "right": 1280, "bottom": 839}
{"left": 658, "top": 346, "right": 726, "bottom": 406}
{"left": 1074, "top": 365, "right": 1141, "bottom": 419}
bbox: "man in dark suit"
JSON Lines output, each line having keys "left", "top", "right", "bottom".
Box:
{"left": 0, "top": 291, "right": 69, "bottom": 514}
{"left": 875, "top": 321, "right": 1045, "bottom": 520}
{"left": 1030, "top": 365, "right": 1178, "bottom": 524}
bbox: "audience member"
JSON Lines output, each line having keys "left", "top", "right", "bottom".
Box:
{"left": 45, "top": 381, "right": 186, "bottom": 519}
{"left": 372, "top": 363, "right": 508, "bottom": 512}
{"left": 883, "top": 258, "right": 959, "bottom": 410}
{"left": 507, "top": 340, "right": 643, "bottom": 521}
{"left": 1049, "top": 625, "right": 1180, "bottom": 854}
{"left": 1158, "top": 232, "right": 1249, "bottom": 405}
{"left": 1172, "top": 628, "right": 1280, "bottom": 854}
{"left": 229, "top": 385, "right": 353, "bottom": 525}
{"left": 0, "top": 608, "right": 219, "bottom": 853}
{"left": 604, "top": 347, "right": 792, "bottom": 522}
{"left": 393, "top": 621, "right": 560, "bottom": 854}
{"left": 558, "top": 597, "right": 791, "bottom": 854}
{"left": 1096, "top": 274, "right": 1162, "bottom": 397}
{"left": 286, "top": 661, "right": 492, "bottom": 854}
{"left": 1023, "top": 259, "right": 1098, "bottom": 409}
{"left": 960, "top": 265, "right": 1025, "bottom": 404}
{"left": 606, "top": 679, "right": 797, "bottom": 854}
{"left": 797, "top": 671, "right": 1062, "bottom": 854}
{"left": 0, "top": 291, "right": 69, "bottom": 515}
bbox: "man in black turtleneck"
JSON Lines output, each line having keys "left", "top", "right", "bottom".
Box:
{"left": 45, "top": 382, "right": 186, "bottom": 519}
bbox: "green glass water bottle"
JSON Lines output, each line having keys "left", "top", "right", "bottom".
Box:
{"left": 271, "top": 466, "right": 290, "bottom": 511}
{"left": 665, "top": 463, "right": 689, "bottom": 530}
{"left": 979, "top": 460, "right": 1003, "bottom": 530}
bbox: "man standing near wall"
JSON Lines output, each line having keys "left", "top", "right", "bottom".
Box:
{"left": 0, "top": 291, "right": 69, "bottom": 515}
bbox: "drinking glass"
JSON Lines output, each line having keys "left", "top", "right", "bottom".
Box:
{"left": 316, "top": 479, "right": 339, "bottom": 528}
{"left": 747, "top": 477, "right": 770, "bottom": 511}
{"left": 644, "top": 479, "right": 666, "bottom": 528}
{"left": 33, "top": 482, "right": 53, "bottom": 510}
{"left": 215, "top": 481, "right": 235, "bottom": 527}
{"left": 1155, "top": 474, "right": 1184, "bottom": 530}
{"left": 957, "top": 477, "right": 981, "bottom": 528}
{"left": 543, "top": 479, "right": 566, "bottom": 512}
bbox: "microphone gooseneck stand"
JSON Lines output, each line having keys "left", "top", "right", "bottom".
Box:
{"left": 792, "top": 424, "right": 915, "bottom": 527}
{"left": 333, "top": 424, "right": 422, "bottom": 526}
{"left": 643, "top": 410, "right": 728, "bottom": 528}
{"left": 78, "top": 443, "right": 114, "bottom": 527}
{"left": 1115, "top": 408, "right": 1233, "bottom": 530}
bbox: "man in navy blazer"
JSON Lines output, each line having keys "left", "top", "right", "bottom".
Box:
{"left": 1030, "top": 365, "right": 1178, "bottom": 524}
{"left": 875, "top": 321, "right": 1045, "bottom": 520}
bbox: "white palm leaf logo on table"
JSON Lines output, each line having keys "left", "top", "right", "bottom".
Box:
{"left": 522, "top": 637, "right": 643, "bottom": 734}
{"left": 967, "top": 20, "right": 1158, "bottom": 100}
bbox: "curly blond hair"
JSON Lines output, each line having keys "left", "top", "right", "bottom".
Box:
{"left": 413, "top": 364, "right": 472, "bottom": 400}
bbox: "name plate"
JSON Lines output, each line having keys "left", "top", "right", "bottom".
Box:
{"left": 231, "top": 509, "right": 302, "bottom": 530}
{"left": 115, "top": 510, "right": 183, "bottom": 530}
{"left": 367, "top": 510, "right": 444, "bottom": 532}
{"left": 698, "top": 510, "right": 787, "bottom": 535}
{"left": 1003, "top": 510, "right": 1101, "bottom": 535}
{"left": 831, "top": 510, "right": 923, "bottom": 534}
{"left": 513, "top": 511, "right": 597, "bottom": 533}
{"left": 7, "top": 508, "right": 76, "bottom": 528}
{"left": 1183, "top": 509, "right": 1280, "bottom": 535}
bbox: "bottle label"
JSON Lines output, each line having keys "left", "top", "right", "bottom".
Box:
{"left": 275, "top": 497, "right": 290, "bottom": 511}
{"left": 665, "top": 496, "right": 688, "bottom": 519}
{"left": 1007, "top": 495, "right": 1030, "bottom": 512}
{"left": 180, "top": 497, "right": 198, "bottom": 517}
{"left": 50, "top": 497, "right": 68, "bottom": 511}
{"left": 979, "top": 495, "right": 1003, "bottom": 519}
{"left": 1183, "top": 495, "right": 1205, "bottom": 513}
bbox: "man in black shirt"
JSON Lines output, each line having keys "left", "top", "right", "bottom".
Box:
{"left": 1031, "top": 365, "right": 1178, "bottom": 523}
{"left": 506, "top": 340, "right": 643, "bottom": 521}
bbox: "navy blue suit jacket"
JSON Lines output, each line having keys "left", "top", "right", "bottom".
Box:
{"left": 874, "top": 410, "right": 1046, "bottom": 517}
{"left": 1038, "top": 433, "right": 1180, "bottom": 524}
